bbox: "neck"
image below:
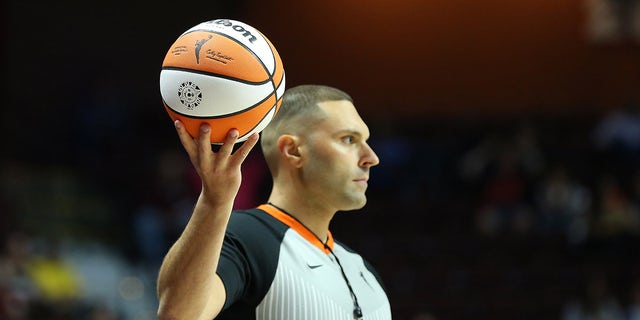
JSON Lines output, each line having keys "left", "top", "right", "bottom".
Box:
{"left": 267, "top": 189, "right": 335, "bottom": 242}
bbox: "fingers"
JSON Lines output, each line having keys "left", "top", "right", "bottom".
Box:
{"left": 175, "top": 120, "right": 213, "bottom": 171}
{"left": 175, "top": 120, "right": 257, "bottom": 169}
{"left": 217, "top": 129, "right": 240, "bottom": 157}
{"left": 230, "top": 133, "right": 260, "bottom": 167}
{"left": 175, "top": 120, "right": 197, "bottom": 157}
{"left": 197, "top": 123, "right": 213, "bottom": 160}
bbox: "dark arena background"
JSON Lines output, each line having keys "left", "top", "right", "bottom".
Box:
{"left": 2, "top": 0, "right": 640, "bottom": 319}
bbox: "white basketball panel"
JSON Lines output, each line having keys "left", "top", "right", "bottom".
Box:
{"left": 160, "top": 69, "right": 274, "bottom": 117}
{"left": 275, "top": 73, "right": 286, "bottom": 99}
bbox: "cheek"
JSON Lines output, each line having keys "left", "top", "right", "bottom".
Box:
{"left": 303, "top": 149, "right": 346, "bottom": 183}
{"left": 304, "top": 154, "right": 335, "bottom": 180}
{"left": 302, "top": 140, "right": 357, "bottom": 182}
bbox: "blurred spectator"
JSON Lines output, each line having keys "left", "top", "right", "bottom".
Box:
{"left": 0, "top": 232, "right": 37, "bottom": 320}
{"left": 459, "top": 123, "right": 545, "bottom": 185}
{"left": 593, "top": 102, "right": 640, "bottom": 175}
{"left": 463, "top": 135, "right": 536, "bottom": 237}
{"left": 460, "top": 123, "right": 545, "bottom": 238}
{"left": 0, "top": 233, "right": 117, "bottom": 320}
{"left": 533, "top": 164, "right": 592, "bottom": 245}
{"left": 25, "top": 240, "right": 82, "bottom": 303}
{"left": 591, "top": 173, "right": 640, "bottom": 239}
{"left": 585, "top": 0, "right": 640, "bottom": 43}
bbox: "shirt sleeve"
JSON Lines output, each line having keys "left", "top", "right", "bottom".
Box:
{"left": 216, "top": 209, "right": 288, "bottom": 310}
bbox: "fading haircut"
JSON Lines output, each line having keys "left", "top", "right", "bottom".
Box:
{"left": 260, "top": 84, "right": 353, "bottom": 175}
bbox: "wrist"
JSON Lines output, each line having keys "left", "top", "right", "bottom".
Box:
{"left": 197, "top": 191, "right": 234, "bottom": 214}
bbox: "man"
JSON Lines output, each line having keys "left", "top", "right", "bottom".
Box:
{"left": 157, "top": 85, "right": 392, "bottom": 319}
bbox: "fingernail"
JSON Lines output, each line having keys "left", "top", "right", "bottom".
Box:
{"left": 174, "top": 120, "right": 182, "bottom": 129}
{"left": 230, "top": 129, "right": 239, "bottom": 138}
{"left": 201, "top": 124, "right": 211, "bottom": 133}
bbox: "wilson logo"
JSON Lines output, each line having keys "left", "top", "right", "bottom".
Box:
{"left": 213, "top": 19, "right": 257, "bottom": 43}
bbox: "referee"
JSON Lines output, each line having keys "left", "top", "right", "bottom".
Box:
{"left": 157, "top": 85, "right": 392, "bottom": 320}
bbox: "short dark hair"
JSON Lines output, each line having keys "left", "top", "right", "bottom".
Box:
{"left": 260, "top": 84, "right": 353, "bottom": 174}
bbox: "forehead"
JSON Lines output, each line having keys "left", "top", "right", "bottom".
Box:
{"left": 315, "top": 100, "right": 370, "bottom": 136}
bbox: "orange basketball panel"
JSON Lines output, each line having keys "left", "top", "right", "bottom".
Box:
{"left": 162, "top": 31, "right": 269, "bottom": 83}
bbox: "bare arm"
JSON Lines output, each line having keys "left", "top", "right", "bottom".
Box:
{"left": 157, "top": 121, "right": 259, "bottom": 320}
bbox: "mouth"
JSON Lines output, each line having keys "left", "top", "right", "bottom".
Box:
{"left": 354, "top": 177, "right": 369, "bottom": 186}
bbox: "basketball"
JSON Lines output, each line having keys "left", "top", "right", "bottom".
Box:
{"left": 160, "top": 19, "right": 286, "bottom": 144}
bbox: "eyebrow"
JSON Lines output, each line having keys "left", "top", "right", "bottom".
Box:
{"left": 336, "top": 129, "right": 369, "bottom": 140}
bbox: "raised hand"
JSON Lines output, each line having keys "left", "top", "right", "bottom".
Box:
{"left": 174, "top": 120, "right": 259, "bottom": 207}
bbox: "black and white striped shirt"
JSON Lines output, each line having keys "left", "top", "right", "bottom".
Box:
{"left": 216, "top": 204, "right": 392, "bottom": 319}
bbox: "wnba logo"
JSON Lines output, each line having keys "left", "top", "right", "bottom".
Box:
{"left": 177, "top": 82, "right": 202, "bottom": 110}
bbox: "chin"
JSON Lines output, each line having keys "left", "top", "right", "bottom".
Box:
{"left": 340, "top": 197, "right": 367, "bottom": 211}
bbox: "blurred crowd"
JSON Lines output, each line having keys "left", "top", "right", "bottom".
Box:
{"left": 2, "top": 99, "right": 640, "bottom": 319}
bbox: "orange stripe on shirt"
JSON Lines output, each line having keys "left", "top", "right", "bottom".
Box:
{"left": 257, "top": 204, "right": 334, "bottom": 254}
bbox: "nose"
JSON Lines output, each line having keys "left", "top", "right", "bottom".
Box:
{"left": 359, "top": 143, "right": 380, "bottom": 168}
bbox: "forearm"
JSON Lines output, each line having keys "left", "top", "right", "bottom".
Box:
{"left": 157, "top": 193, "right": 232, "bottom": 320}
{"left": 157, "top": 122, "right": 258, "bottom": 319}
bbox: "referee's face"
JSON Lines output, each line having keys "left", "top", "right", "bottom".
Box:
{"left": 298, "top": 100, "right": 380, "bottom": 212}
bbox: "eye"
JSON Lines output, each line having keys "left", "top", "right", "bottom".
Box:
{"left": 342, "top": 135, "right": 355, "bottom": 144}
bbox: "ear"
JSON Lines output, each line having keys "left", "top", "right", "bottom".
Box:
{"left": 277, "top": 134, "right": 304, "bottom": 168}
